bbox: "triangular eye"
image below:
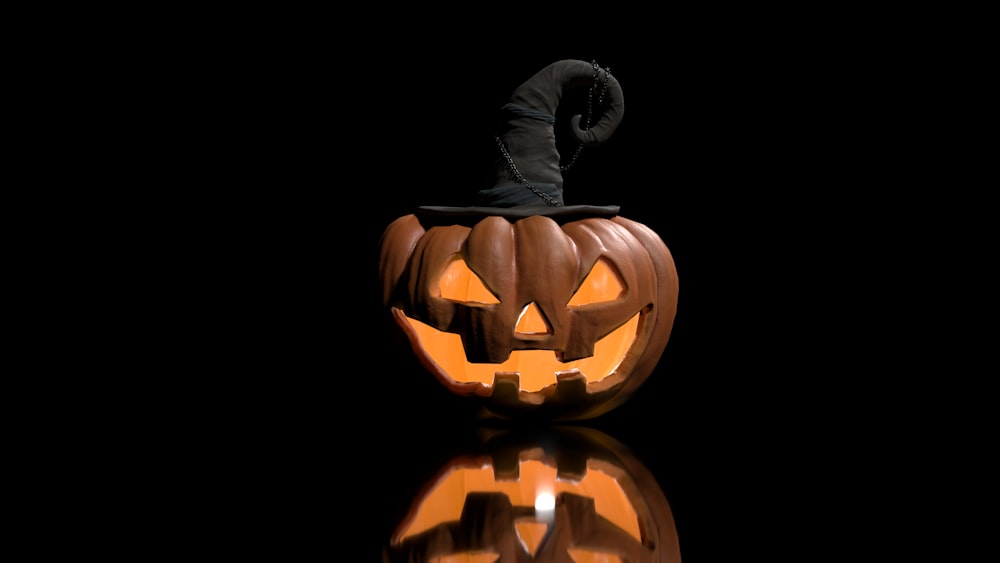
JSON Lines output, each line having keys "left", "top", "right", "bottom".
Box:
{"left": 438, "top": 255, "right": 500, "bottom": 305}
{"left": 568, "top": 258, "right": 624, "bottom": 306}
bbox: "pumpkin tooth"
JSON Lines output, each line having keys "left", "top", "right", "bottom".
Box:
{"left": 491, "top": 372, "right": 527, "bottom": 403}
{"left": 490, "top": 370, "right": 593, "bottom": 406}
{"left": 555, "top": 370, "right": 587, "bottom": 384}
{"left": 551, "top": 371, "right": 588, "bottom": 402}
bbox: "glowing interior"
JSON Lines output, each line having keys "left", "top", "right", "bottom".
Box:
{"left": 395, "top": 459, "right": 641, "bottom": 547}
{"left": 430, "top": 555, "right": 505, "bottom": 563}
{"left": 427, "top": 550, "right": 623, "bottom": 563}
{"left": 439, "top": 258, "right": 501, "bottom": 304}
{"left": 439, "top": 257, "right": 623, "bottom": 307}
{"left": 406, "top": 314, "right": 639, "bottom": 392}
{"left": 567, "top": 259, "right": 623, "bottom": 306}
{"left": 408, "top": 257, "right": 638, "bottom": 392}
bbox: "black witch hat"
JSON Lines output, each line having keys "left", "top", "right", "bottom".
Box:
{"left": 418, "top": 59, "right": 624, "bottom": 220}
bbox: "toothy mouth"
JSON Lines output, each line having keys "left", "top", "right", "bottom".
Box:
{"left": 392, "top": 458, "right": 642, "bottom": 547}
{"left": 397, "top": 311, "right": 640, "bottom": 393}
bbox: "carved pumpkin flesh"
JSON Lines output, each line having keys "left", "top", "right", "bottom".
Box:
{"left": 379, "top": 213, "right": 679, "bottom": 419}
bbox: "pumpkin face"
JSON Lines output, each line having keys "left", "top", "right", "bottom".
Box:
{"left": 379, "top": 212, "right": 679, "bottom": 420}
{"left": 385, "top": 426, "right": 681, "bottom": 562}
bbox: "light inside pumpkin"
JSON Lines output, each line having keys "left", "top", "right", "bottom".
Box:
{"left": 439, "top": 257, "right": 500, "bottom": 305}
{"left": 393, "top": 457, "right": 640, "bottom": 562}
{"left": 430, "top": 555, "right": 499, "bottom": 563}
{"left": 535, "top": 491, "right": 555, "bottom": 512}
{"left": 567, "top": 258, "right": 623, "bottom": 306}
{"left": 404, "top": 257, "right": 639, "bottom": 393}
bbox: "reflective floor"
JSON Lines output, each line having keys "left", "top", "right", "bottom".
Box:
{"left": 382, "top": 424, "right": 680, "bottom": 562}
{"left": 327, "top": 363, "right": 702, "bottom": 562}
{"left": 142, "top": 32, "right": 923, "bottom": 560}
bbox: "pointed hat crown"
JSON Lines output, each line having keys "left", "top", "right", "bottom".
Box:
{"left": 419, "top": 59, "right": 623, "bottom": 219}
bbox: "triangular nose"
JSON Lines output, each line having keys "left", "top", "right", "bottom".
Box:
{"left": 514, "top": 521, "right": 550, "bottom": 556}
{"left": 515, "top": 302, "right": 551, "bottom": 335}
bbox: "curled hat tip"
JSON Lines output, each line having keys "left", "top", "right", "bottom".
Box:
{"left": 489, "top": 59, "right": 624, "bottom": 206}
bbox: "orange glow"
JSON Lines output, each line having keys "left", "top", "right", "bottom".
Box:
{"left": 567, "top": 549, "right": 625, "bottom": 562}
{"left": 437, "top": 257, "right": 499, "bottom": 304}
{"left": 431, "top": 555, "right": 498, "bottom": 563}
{"left": 394, "top": 459, "right": 640, "bottom": 544}
{"left": 568, "top": 258, "right": 624, "bottom": 306}
{"left": 419, "top": 255, "right": 638, "bottom": 392}
{"left": 437, "top": 256, "right": 624, "bottom": 308}
{"left": 515, "top": 302, "right": 550, "bottom": 335}
{"left": 515, "top": 521, "right": 550, "bottom": 556}
{"left": 405, "top": 313, "right": 639, "bottom": 392}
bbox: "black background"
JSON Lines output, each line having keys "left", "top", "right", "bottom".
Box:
{"left": 144, "top": 15, "right": 966, "bottom": 562}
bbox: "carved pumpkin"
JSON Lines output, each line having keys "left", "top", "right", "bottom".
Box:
{"left": 379, "top": 212, "right": 678, "bottom": 420}
{"left": 384, "top": 425, "right": 681, "bottom": 562}
{"left": 378, "top": 58, "right": 678, "bottom": 419}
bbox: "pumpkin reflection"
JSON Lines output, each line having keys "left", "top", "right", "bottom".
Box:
{"left": 384, "top": 426, "right": 680, "bottom": 562}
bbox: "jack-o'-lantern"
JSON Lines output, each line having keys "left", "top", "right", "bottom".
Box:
{"left": 383, "top": 426, "right": 681, "bottom": 562}
{"left": 378, "top": 59, "right": 679, "bottom": 420}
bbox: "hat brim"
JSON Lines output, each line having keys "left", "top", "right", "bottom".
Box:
{"left": 417, "top": 204, "right": 621, "bottom": 220}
